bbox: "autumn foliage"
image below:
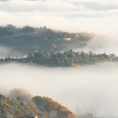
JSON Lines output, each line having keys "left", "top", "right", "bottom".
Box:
{"left": 32, "top": 96, "right": 77, "bottom": 118}
{"left": 0, "top": 91, "right": 77, "bottom": 118}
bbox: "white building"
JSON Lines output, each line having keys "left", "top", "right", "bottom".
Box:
{"left": 63, "top": 38, "right": 72, "bottom": 41}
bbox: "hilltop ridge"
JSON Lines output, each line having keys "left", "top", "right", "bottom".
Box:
{"left": 0, "top": 24, "right": 95, "bottom": 54}
{"left": 0, "top": 89, "right": 76, "bottom": 118}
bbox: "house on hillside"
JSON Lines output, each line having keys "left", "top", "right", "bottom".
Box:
{"left": 34, "top": 116, "right": 38, "bottom": 118}
{"left": 28, "top": 115, "right": 38, "bottom": 118}
{"left": 109, "top": 54, "right": 116, "bottom": 58}
{"left": 63, "top": 38, "right": 72, "bottom": 41}
{"left": 76, "top": 35, "right": 79, "bottom": 38}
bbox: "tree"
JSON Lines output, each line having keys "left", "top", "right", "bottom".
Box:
{"left": 43, "top": 26, "right": 47, "bottom": 31}
{"left": 44, "top": 37, "right": 48, "bottom": 41}
{"left": 53, "top": 57, "right": 60, "bottom": 65}
{"left": 28, "top": 102, "right": 37, "bottom": 111}
{"left": 81, "top": 51, "right": 84, "bottom": 57}
{"left": 89, "top": 51, "right": 93, "bottom": 56}
{"left": 6, "top": 97, "right": 11, "bottom": 101}
{"left": 69, "top": 49, "right": 73, "bottom": 53}
{"left": 29, "top": 52, "right": 32, "bottom": 57}
{"left": 52, "top": 43, "right": 56, "bottom": 48}
{"left": 17, "top": 96, "right": 21, "bottom": 101}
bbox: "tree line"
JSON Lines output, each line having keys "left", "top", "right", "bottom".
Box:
{"left": 1, "top": 50, "right": 117, "bottom": 67}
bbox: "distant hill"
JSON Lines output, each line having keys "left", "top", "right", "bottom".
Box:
{"left": 0, "top": 24, "right": 95, "bottom": 54}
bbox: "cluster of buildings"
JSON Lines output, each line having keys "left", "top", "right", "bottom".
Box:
{"left": 0, "top": 55, "right": 28, "bottom": 60}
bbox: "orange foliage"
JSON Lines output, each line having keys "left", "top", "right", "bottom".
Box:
{"left": 59, "top": 108, "right": 76, "bottom": 118}
{"left": 33, "top": 96, "right": 77, "bottom": 118}
{"left": 34, "top": 51, "right": 38, "bottom": 53}
{"left": 44, "top": 37, "right": 48, "bottom": 41}
{"left": 71, "top": 63, "right": 81, "bottom": 67}
{"left": 43, "top": 97, "right": 62, "bottom": 109}
{"left": 52, "top": 43, "right": 56, "bottom": 48}
{"left": 28, "top": 102, "right": 37, "bottom": 111}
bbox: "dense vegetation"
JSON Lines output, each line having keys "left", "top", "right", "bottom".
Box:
{"left": 0, "top": 92, "right": 76, "bottom": 118}
{"left": 1, "top": 50, "right": 118, "bottom": 67}
{"left": 0, "top": 24, "right": 95, "bottom": 54}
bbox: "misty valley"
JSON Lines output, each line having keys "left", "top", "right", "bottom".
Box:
{"left": 1, "top": 0, "right": 118, "bottom": 117}
{"left": 0, "top": 25, "right": 118, "bottom": 118}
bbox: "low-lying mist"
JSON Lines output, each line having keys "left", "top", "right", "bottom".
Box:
{"left": 80, "top": 37, "right": 118, "bottom": 55}
{"left": 72, "top": 35, "right": 118, "bottom": 56}
{"left": 9, "top": 88, "right": 32, "bottom": 102}
{"left": 0, "top": 46, "right": 22, "bottom": 57}
{"left": 0, "top": 62, "right": 118, "bottom": 116}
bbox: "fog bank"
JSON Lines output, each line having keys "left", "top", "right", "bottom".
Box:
{"left": 0, "top": 62, "right": 118, "bottom": 116}
{"left": 0, "top": 46, "right": 22, "bottom": 57}
{"left": 67, "top": 35, "right": 118, "bottom": 56}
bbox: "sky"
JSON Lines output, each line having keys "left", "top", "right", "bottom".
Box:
{"left": 0, "top": 0, "right": 118, "bottom": 35}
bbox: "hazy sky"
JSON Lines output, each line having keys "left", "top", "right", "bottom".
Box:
{"left": 0, "top": 0, "right": 118, "bottom": 35}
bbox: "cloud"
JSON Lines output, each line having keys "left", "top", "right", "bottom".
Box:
{"left": 0, "top": 0, "right": 81, "bottom": 13}
{"left": 69, "top": 1, "right": 118, "bottom": 11}
{"left": 0, "top": 0, "right": 8, "bottom": 1}
{"left": 24, "top": 0, "right": 47, "bottom": 2}
{"left": 0, "top": 0, "right": 118, "bottom": 13}
{"left": 0, "top": 0, "right": 43, "bottom": 12}
{"left": 0, "top": 0, "right": 118, "bottom": 39}
{"left": 0, "top": 0, "right": 117, "bottom": 22}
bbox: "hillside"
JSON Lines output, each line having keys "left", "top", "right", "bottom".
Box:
{"left": 0, "top": 89, "right": 76, "bottom": 118}
{"left": 0, "top": 50, "right": 117, "bottom": 67}
{"left": 0, "top": 25, "right": 95, "bottom": 54}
